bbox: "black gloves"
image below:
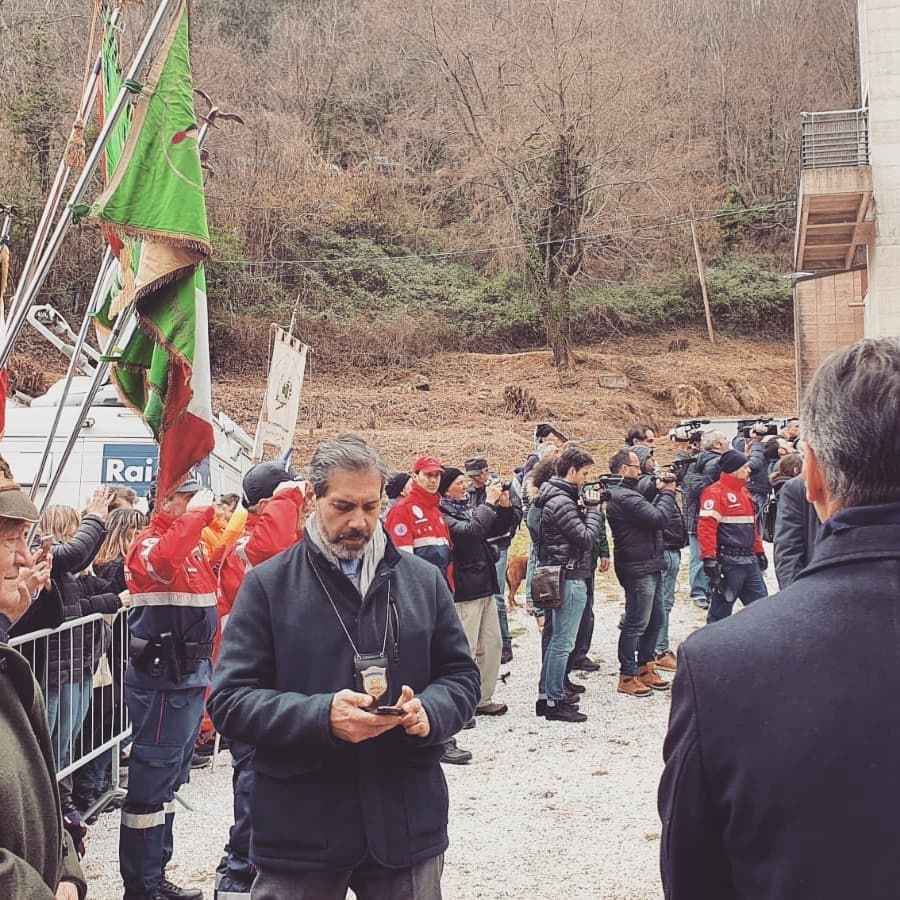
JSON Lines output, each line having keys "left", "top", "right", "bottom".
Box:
{"left": 757, "top": 552, "right": 768, "bottom": 571}
{"left": 702, "top": 558, "right": 720, "bottom": 579}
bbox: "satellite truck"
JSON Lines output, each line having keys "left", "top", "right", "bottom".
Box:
{"left": 2, "top": 304, "right": 254, "bottom": 510}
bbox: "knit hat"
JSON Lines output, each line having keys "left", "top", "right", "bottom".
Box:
{"left": 720, "top": 449, "right": 749, "bottom": 474}
{"left": 241, "top": 461, "right": 300, "bottom": 508}
{"left": 438, "top": 467, "right": 465, "bottom": 495}
{"left": 464, "top": 457, "right": 489, "bottom": 476}
{"left": 534, "top": 423, "right": 568, "bottom": 443}
{"left": 413, "top": 455, "right": 444, "bottom": 474}
{"left": 385, "top": 472, "right": 411, "bottom": 500}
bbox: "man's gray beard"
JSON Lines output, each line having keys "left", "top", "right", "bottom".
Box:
{"left": 321, "top": 532, "right": 370, "bottom": 560}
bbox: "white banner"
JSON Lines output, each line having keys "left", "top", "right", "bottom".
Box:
{"left": 252, "top": 327, "right": 308, "bottom": 461}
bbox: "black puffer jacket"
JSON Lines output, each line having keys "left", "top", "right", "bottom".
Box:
{"left": 636, "top": 479, "right": 687, "bottom": 550}
{"left": 439, "top": 501, "right": 500, "bottom": 602}
{"left": 606, "top": 480, "right": 678, "bottom": 578}
{"left": 682, "top": 451, "right": 722, "bottom": 534}
{"left": 46, "top": 514, "right": 108, "bottom": 675}
{"left": 532, "top": 478, "right": 605, "bottom": 580}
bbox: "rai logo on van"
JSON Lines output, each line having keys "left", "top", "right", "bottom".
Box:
{"left": 101, "top": 443, "right": 159, "bottom": 496}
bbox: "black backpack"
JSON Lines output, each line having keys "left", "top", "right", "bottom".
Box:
{"left": 761, "top": 493, "right": 778, "bottom": 543}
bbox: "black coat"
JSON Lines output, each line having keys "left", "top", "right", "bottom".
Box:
{"left": 532, "top": 478, "right": 605, "bottom": 579}
{"left": 606, "top": 480, "right": 677, "bottom": 578}
{"left": 773, "top": 474, "right": 822, "bottom": 588}
{"left": 681, "top": 451, "right": 721, "bottom": 534}
{"left": 439, "top": 500, "right": 500, "bottom": 602}
{"left": 208, "top": 532, "right": 480, "bottom": 873}
{"left": 468, "top": 483, "right": 523, "bottom": 550}
{"left": 659, "top": 501, "right": 900, "bottom": 900}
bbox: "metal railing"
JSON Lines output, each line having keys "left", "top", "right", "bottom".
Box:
{"left": 800, "top": 109, "right": 869, "bottom": 170}
{"left": 9, "top": 608, "right": 132, "bottom": 797}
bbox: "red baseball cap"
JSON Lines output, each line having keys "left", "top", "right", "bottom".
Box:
{"left": 413, "top": 455, "right": 444, "bottom": 474}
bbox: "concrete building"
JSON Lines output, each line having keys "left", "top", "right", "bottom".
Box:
{"left": 793, "top": 0, "right": 900, "bottom": 396}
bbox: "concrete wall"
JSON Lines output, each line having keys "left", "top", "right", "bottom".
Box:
{"left": 860, "top": 0, "right": 900, "bottom": 336}
{"left": 794, "top": 270, "right": 866, "bottom": 402}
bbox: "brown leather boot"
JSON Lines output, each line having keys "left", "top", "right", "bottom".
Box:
{"left": 655, "top": 651, "right": 678, "bottom": 672}
{"left": 638, "top": 661, "right": 670, "bottom": 691}
{"left": 617, "top": 674, "right": 652, "bottom": 697}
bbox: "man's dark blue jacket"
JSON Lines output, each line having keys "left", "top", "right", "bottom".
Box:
{"left": 208, "top": 531, "right": 479, "bottom": 873}
{"left": 659, "top": 501, "right": 900, "bottom": 900}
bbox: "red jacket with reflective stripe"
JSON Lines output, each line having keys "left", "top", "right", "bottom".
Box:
{"left": 124, "top": 506, "right": 218, "bottom": 688}
{"left": 217, "top": 487, "right": 304, "bottom": 623}
{"left": 697, "top": 472, "right": 763, "bottom": 560}
{"left": 384, "top": 482, "right": 453, "bottom": 588}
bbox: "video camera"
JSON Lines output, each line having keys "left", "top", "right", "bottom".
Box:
{"left": 581, "top": 474, "right": 624, "bottom": 504}
{"left": 661, "top": 458, "right": 694, "bottom": 486}
{"left": 669, "top": 418, "right": 710, "bottom": 446}
{"left": 738, "top": 417, "right": 779, "bottom": 440}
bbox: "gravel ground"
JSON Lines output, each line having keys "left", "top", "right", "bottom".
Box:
{"left": 82, "top": 554, "right": 779, "bottom": 899}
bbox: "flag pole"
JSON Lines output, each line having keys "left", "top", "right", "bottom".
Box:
{"left": 27, "top": 246, "right": 115, "bottom": 501}
{"left": 0, "top": 0, "right": 181, "bottom": 372}
{"left": 31, "top": 301, "right": 139, "bottom": 522}
{"left": 6, "top": 2, "right": 128, "bottom": 324}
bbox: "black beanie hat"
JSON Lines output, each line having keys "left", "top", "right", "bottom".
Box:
{"left": 438, "top": 467, "right": 465, "bottom": 496}
{"left": 385, "top": 472, "right": 411, "bottom": 500}
{"left": 720, "top": 449, "right": 749, "bottom": 474}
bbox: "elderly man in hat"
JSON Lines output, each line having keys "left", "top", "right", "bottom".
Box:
{"left": 696, "top": 449, "right": 768, "bottom": 623}
{"left": 0, "top": 474, "right": 86, "bottom": 900}
{"left": 119, "top": 472, "right": 217, "bottom": 900}
{"left": 465, "top": 457, "right": 522, "bottom": 664}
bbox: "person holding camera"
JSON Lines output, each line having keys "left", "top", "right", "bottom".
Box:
{"left": 607, "top": 448, "right": 679, "bottom": 697}
{"left": 532, "top": 446, "right": 606, "bottom": 722}
{"left": 209, "top": 436, "right": 479, "bottom": 899}
{"left": 439, "top": 467, "right": 510, "bottom": 721}
{"left": 697, "top": 450, "right": 768, "bottom": 623}
{"left": 466, "top": 457, "right": 523, "bottom": 664}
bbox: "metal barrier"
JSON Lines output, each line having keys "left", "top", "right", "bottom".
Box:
{"left": 800, "top": 108, "right": 869, "bottom": 170}
{"left": 9, "top": 607, "right": 132, "bottom": 790}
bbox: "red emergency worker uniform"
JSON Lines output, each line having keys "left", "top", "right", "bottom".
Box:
{"left": 384, "top": 481, "right": 453, "bottom": 587}
{"left": 697, "top": 472, "right": 764, "bottom": 561}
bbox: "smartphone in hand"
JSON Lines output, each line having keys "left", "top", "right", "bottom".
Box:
{"left": 370, "top": 705, "right": 405, "bottom": 717}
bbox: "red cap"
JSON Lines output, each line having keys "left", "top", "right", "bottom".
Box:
{"left": 413, "top": 455, "right": 444, "bottom": 474}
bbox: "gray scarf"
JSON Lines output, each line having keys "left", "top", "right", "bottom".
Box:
{"left": 304, "top": 513, "right": 387, "bottom": 597}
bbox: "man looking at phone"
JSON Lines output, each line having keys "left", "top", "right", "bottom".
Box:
{"left": 210, "top": 435, "right": 479, "bottom": 899}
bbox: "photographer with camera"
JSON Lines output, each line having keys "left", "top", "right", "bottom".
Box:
{"left": 466, "top": 457, "right": 522, "bottom": 665}
{"left": 607, "top": 448, "right": 679, "bottom": 697}
{"left": 532, "top": 446, "right": 606, "bottom": 722}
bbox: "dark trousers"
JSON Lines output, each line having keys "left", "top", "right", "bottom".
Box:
{"left": 707, "top": 561, "right": 769, "bottom": 623}
{"left": 120, "top": 685, "right": 206, "bottom": 895}
{"left": 251, "top": 854, "right": 444, "bottom": 900}
{"left": 224, "top": 740, "right": 255, "bottom": 880}
{"left": 616, "top": 571, "right": 664, "bottom": 675}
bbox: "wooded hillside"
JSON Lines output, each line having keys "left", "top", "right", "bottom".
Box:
{"left": 0, "top": 0, "right": 858, "bottom": 370}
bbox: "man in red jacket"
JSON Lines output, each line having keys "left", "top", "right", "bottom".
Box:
{"left": 697, "top": 450, "right": 768, "bottom": 623}
{"left": 120, "top": 472, "right": 216, "bottom": 900}
{"left": 384, "top": 456, "right": 452, "bottom": 584}
{"left": 214, "top": 462, "right": 306, "bottom": 899}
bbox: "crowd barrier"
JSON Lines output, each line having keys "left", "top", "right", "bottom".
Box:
{"left": 9, "top": 607, "right": 132, "bottom": 791}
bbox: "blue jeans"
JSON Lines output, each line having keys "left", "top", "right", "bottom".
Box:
{"left": 45, "top": 669, "right": 94, "bottom": 769}
{"left": 525, "top": 542, "right": 537, "bottom": 607}
{"left": 688, "top": 534, "right": 709, "bottom": 600}
{"left": 656, "top": 549, "right": 681, "bottom": 656}
{"left": 493, "top": 547, "right": 511, "bottom": 650}
{"left": 617, "top": 571, "right": 664, "bottom": 675}
{"left": 708, "top": 561, "right": 769, "bottom": 623}
{"left": 538, "top": 579, "right": 587, "bottom": 702}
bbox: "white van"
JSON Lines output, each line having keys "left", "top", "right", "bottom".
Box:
{"left": 2, "top": 377, "right": 254, "bottom": 509}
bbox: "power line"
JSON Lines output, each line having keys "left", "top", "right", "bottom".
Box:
{"left": 207, "top": 200, "right": 795, "bottom": 272}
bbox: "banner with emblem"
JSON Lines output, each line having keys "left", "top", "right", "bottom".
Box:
{"left": 252, "top": 326, "right": 308, "bottom": 461}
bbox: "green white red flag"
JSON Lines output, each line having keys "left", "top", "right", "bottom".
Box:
{"left": 88, "top": 0, "right": 213, "bottom": 499}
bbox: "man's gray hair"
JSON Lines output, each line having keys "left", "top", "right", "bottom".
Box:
{"left": 701, "top": 430, "right": 726, "bottom": 452}
{"left": 308, "top": 434, "right": 391, "bottom": 498}
{"left": 801, "top": 337, "right": 900, "bottom": 509}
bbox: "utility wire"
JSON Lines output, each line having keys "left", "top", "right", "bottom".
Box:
{"left": 208, "top": 200, "right": 795, "bottom": 271}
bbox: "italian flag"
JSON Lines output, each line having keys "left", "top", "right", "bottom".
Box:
{"left": 87, "top": 0, "right": 214, "bottom": 499}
